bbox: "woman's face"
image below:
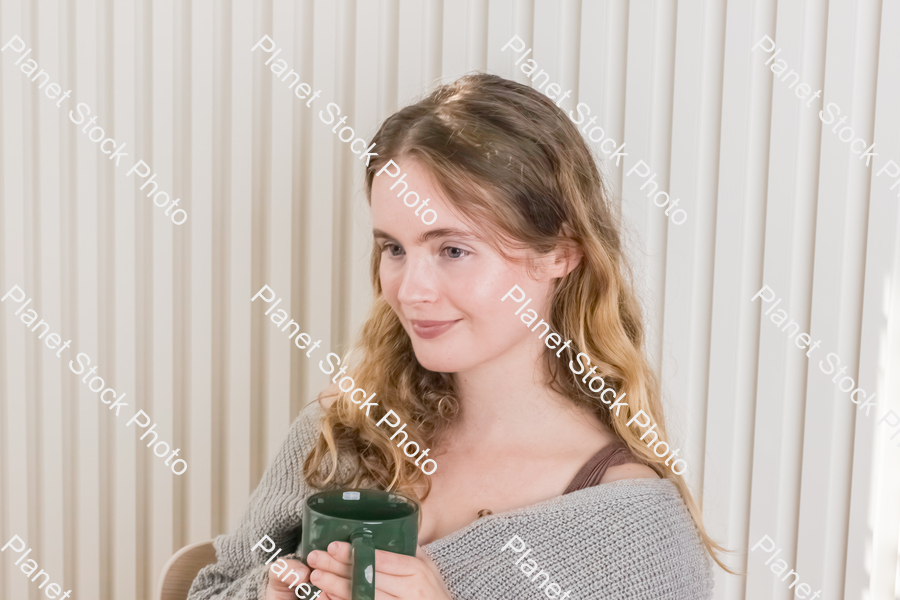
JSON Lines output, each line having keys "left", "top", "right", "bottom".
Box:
{"left": 371, "top": 159, "right": 562, "bottom": 374}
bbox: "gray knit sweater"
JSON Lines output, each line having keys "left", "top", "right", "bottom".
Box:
{"left": 187, "top": 401, "right": 714, "bottom": 600}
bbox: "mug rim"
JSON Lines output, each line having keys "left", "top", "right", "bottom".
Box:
{"left": 305, "top": 488, "right": 420, "bottom": 523}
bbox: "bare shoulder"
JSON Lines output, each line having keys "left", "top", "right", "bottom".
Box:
{"left": 599, "top": 462, "right": 660, "bottom": 484}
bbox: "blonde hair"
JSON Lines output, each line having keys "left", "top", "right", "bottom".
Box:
{"left": 303, "top": 72, "right": 728, "bottom": 570}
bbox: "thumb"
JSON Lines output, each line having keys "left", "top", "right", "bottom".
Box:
{"left": 267, "top": 558, "right": 310, "bottom": 590}
{"left": 416, "top": 546, "right": 442, "bottom": 576}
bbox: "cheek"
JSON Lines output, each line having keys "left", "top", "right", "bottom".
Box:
{"left": 379, "top": 262, "right": 401, "bottom": 305}
{"left": 471, "top": 272, "right": 523, "bottom": 311}
{"left": 455, "top": 274, "right": 525, "bottom": 329}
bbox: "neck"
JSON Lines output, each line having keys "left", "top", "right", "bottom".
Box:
{"left": 450, "top": 336, "right": 601, "bottom": 447}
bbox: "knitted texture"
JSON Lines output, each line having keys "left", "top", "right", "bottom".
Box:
{"left": 423, "top": 479, "right": 714, "bottom": 599}
{"left": 187, "top": 401, "right": 330, "bottom": 600}
{"left": 187, "top": 402, "right": 714, "bottom": 600}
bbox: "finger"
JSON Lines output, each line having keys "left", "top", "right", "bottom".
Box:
{"left": 320, "top": 589, "right": 397, "bottom": 600}
{"left": 371, "top": 549, "right": 420, "bottom": 576}
{"left": 373, "top": 588, "right": 401, "bottom": 600}
{"left": 267, "top": 559, "right": 310, "bottom": 590}
{"left": 309, "top": 568, "right": 351, "bottom": 600}
{"left": 415, "top": 546, "right": 442, "bottom": 574}
{"left": 325, "top": 541, "right": 353, "bottom": 564}
{"left": 308, "top": 548, "right": 352, "bottom": 579}
{"left": 370, "top": 571, "right": 412, "bottom": 597}
{"left": 415, "top": 545, "right": 436, "bottom": 562}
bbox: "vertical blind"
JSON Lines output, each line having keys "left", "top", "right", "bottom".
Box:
{"left": 1, "top": 0, "right": 899, "bottom": 599}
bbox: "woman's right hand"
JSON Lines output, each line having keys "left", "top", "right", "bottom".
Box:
{"left": 265, "top": 558, "right": 321, "bottom": 600}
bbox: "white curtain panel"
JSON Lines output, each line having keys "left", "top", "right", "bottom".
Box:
{"left": 1, "top": 0, "right": 899, "bottom": 599}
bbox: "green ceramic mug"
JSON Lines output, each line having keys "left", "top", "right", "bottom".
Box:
{"left": 300, "top": 489, "right": 419, "bottom": 600}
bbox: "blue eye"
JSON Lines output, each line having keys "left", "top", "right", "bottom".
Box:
{"left": 442, "top": 247, "right": 469, "bottom": 259}
{"left": 382, "top": 243, "right": 404, "bottom": 257}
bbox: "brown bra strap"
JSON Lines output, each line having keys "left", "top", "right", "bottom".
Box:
{"left": 564, "top": 442, "right": 636, "bottom": 494}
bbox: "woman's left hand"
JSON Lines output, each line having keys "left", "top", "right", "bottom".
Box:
{"left": 307, "top": 541, "right": 453, "bottom": 600}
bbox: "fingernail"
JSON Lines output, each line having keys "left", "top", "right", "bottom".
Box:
{"left": 310, "top": 569, "right": 320, "bottom": 581}
{"left": 308, "top": 552, "right": 318, "bottom": 566}
{"left": 328, "top": 542, "right": 338, "bottom": 553}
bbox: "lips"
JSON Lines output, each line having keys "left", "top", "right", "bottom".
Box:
{"left": 409, "top": 319, "right": 461, "bottom": 340}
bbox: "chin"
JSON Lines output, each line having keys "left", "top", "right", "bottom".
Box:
{"left": 409, "top": 348, "right": 466, "bottom": 374}
{"left": 399, "top": 322, "right": 498, "bottom": 374}
{"left": 408, "top": 340, "right": 485, "bottom": 374}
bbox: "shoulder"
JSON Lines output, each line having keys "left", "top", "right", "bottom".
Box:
{"left": 599, "top": 461, "right": 659, "bottom": 484}
{"left": 571, "top": 479, "right": 710, "bottom": 569}
{"left": 427, "top": 479, "right": 714, "bottom": 599}
{"left": 280, "top": 387, "right": 335, "bottom": 454}
{"left": 561, "top": 480, "right": 710, "bottom": 570}
{"left": 578, "top": 480, "right": 714, "bottom": 595}
{"left": 288, "top": 382, "right": 343, "bottom": 438}
{"left": 316, "top": 382, "right": 340, "bottom": 410}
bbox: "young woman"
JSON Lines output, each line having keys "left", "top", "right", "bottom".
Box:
{"left": 189, "top": 73, "right": 722, "bottom": 600}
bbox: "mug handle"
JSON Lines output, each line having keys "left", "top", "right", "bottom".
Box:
{"left": 350, "top": 531, "right": 376, "bottom": 600}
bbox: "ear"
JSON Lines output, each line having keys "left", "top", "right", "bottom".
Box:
{"left": 542, "top": 239, "right": 583, "bottom": 280}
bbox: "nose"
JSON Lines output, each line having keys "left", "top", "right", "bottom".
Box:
{"left": 396, "top": 251, "right": 440, "bottom": 306}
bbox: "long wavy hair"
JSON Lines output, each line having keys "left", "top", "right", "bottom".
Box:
{"left": 303, "top": 72, "right": 727, "bottom": 569}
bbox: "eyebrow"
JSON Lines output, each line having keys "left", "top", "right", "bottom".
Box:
{"left": 372, "top": 227, "right": 481, "bottom": 244}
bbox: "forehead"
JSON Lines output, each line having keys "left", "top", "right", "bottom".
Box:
{"left": 370, "top": 159, "right": 473, "bottom": 236}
